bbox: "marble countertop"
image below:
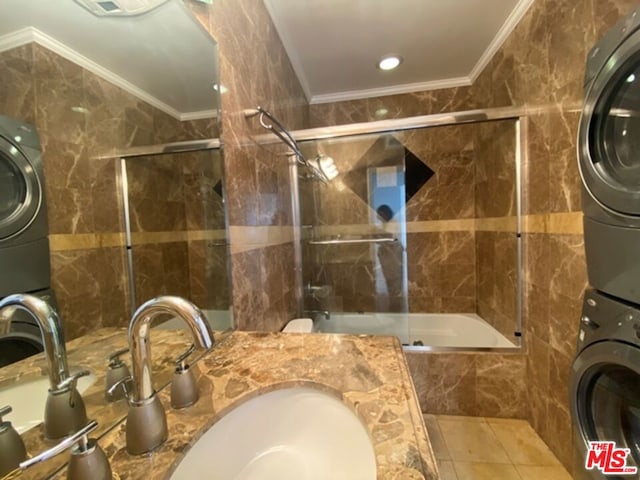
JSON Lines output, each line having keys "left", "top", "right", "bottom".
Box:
{"left": 0, "top": 327, "right": 194, "bottom": 480}
{"left": 56, "top": 331, "right": 439, "bottom": 480}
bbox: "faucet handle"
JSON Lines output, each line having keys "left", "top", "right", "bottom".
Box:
{"left": 175, "top": 344, "right": 195, "bottom": 371}
{"left": 53, "top": 370, "right": 91, "bottom": 394}
{"left": 108, "top": 348, "right": 129, "bottom": 367}
{"left": 17, "top": 420, "right": 112, "bottom": 480}
{"left": 0, "top": 405, "right": 12, "bottom": 420}
{"left": 107, "top": 375, "right": 134, "bottom": 400}
{"left": 20, "top": 421, "right": 98, "bottom": 470}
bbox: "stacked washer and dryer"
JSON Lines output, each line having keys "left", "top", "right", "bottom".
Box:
{"left": 0, "top": 116, "right": 52, "bottom": 367}
{"left": 573, "top": 7, "right": 640, "bottom": 479}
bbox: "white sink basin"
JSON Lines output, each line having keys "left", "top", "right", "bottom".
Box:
{"left": 0, "top": 371, "right": 96, "bottom": 434}
{"left": 170, "top": 387, "right": 377, "bottom": 480}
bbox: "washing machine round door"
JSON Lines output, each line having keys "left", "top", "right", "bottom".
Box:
{"left": 0, "top": 136, "right": 41, "bottom": 241}
{"left": 578, "top": 28, "right": 640, "bottom": 216}
{"left": 570, "top": 341, "right": 640, "bottom": 473}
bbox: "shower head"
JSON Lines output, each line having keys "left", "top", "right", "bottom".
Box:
{"left": 307, "top": 155, "right": 339, "bottom": 181}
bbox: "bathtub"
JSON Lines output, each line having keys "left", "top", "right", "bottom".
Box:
{"left": 314, "top": 312, "right": 516, "bottom": 349}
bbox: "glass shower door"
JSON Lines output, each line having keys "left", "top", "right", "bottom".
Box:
{"left": 299, "top": 133, "right": 411, "bottom": 343}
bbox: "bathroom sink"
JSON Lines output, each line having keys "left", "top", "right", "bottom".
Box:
{"left": 170, "top": 387, "right": 377, "bottom": 480}
{"left": 0, "top": 371, "right": 96, "bottom": 434}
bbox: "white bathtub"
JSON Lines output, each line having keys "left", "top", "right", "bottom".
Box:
{"left": 314, "top": 312, "right": 516, "bottom": 349}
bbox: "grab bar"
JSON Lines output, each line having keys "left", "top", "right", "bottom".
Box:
{"left": 308, "top": 237, "right": 397, "bottom": 246}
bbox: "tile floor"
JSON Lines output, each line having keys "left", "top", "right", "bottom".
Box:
{"left": 424, "top": 415, "right": 573, "bottom": 480}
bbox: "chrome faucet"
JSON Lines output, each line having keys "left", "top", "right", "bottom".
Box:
{"left": 304, "top": 309, "right": 330, "bottom": 320}
{"left": 0, "top": 294, "right": 89, "bottom": 439}
{"left": 121, "top": 296, "right": 214, "bottom": 455}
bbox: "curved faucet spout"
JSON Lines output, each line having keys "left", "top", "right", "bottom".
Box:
{"left": 0, "top": 294, "right": 70, "bottom": 389}
{"left": 128, "top": 296, "right": 214, "bottom": 404}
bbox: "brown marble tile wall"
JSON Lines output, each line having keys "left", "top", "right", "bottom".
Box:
{"left": 301, "top": 125, "right": 478, "bottom": 314}
{"left": 406, "top": 352, "right": 527, "bottom": 419}
{"left": 308, "top": 86, "right": 477, "bottom": 127}
{"left": 186, "top": 0, "right": 309, "bottom": 330}
{"left": 126, "top": 149, "right": 229, "bottom": 311}
{"left": 0, "top": 41, "right": 218, "bottom": 339}
{"left": 407, "top": 231, "right": 476, "bottom": 314}
{"left": 467, "top": 0, "right": 636, "bottom": 472}
{"left": 473, "top": 119, "right": 518, "bottom": 341}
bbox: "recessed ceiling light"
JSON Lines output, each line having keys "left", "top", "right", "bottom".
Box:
{"left": 378, "top": 55, "right": 403, "bottom": 71}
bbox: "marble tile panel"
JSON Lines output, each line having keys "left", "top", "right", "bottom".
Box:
{"left": 452, "top": 462, "right": 521, "bottom": 480}
{"left": 487, "top": 418, "right": 560, "bottom": 465}
{"left": 516, "top": 465, "right": 572, "bottom": 480}
{"left": 424, "top": 414, "right": 451, "bottom": 461}
{"left": 438, "top": 417, "right": 511, "bottom": 463}
{"left": 0, "top": 44, "right": 36, "bottom": 123}
{"left": 549, "top": 291, "right": 581, "bottom": 359}
{"left": 548, "top": 234, "right": 588, "bottom": 301}
{"left": 528, "top": 335, "right": 551, "bottom": 394}
{"left": 437, "top": 460, "right": 458, "bottom": 480}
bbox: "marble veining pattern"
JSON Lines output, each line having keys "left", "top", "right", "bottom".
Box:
{"left": 51, "top": 331, "right": 440, "bottom": 480}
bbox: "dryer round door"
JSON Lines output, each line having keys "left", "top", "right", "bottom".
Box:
{"left": 579, "top": 28, "right": 640, "bottom": 216}
{"left": 0, "top": 136, "right": 41, "bottom": 241}
{"left": 570, "top": 340, "right": 640, "bottom": 472}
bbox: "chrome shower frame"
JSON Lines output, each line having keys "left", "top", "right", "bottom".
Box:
{"left": 287, "top": 105, "right": 533, "bottom": 352}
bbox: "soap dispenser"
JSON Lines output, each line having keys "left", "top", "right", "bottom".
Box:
{"left": 171, "top": 344, "right": 199, "bottom": 409}
{"left": 105, "top": 348, "right": 130, "bottom": 402}
{"left": 0, "top": 405, "right": 27, "bottom": 477}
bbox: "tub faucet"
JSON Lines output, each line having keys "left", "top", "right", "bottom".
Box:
{"left": 0, "top": 294, "right": 89, "bottom": 439}
{"left": 122, "top": 296, "right": 214, "bottom": 455}
{"left": 304, "top": 310, "right": 330, "bottom": 320}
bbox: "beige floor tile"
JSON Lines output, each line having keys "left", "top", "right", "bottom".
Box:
{"left": 453, "top": 462, "right": 522, "bottom": 480}
{"left": 437, "top": 415, "right": 487, "bottom": 423}
{"left": 438, "top": 417, "right": 511, "bottom": 463}
{"left": 487, "top": 418, "right": 560, "bottom": 465}
{"left": 516, "top": 465, "right": 572, "bottom": 480}
{"left": 424, "top": 414, "right": 451, "bottom": 460}
{"left": 438, "top": 460, "right": 458, "bottom": 480}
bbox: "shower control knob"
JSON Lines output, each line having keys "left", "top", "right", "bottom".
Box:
{"left": 581, "top": 316, "right": 599, "bottom": 329}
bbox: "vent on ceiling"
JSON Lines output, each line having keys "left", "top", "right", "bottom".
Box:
{"left": 74, "top": 0, "right": 170, "bottom": 17}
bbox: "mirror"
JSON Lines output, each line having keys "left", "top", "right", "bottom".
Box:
{"left": 0, "top": 0, "right": 226, "bottom": 477}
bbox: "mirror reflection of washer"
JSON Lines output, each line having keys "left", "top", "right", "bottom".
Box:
{"left": 0, "top": 115, "right": 51, "bottom": 365}
{"left": 571, "top": 290, "right": 640, "bottom": 480}
{"left": 578, "top": 6, "right": 640, "bottom": 305}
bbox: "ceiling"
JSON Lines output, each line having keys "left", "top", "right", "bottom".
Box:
{"left": 264, "top": 0, "right": 533, "bottom": 104}
{"left": 0, "top": 0, "right": 219, "bottom": 120}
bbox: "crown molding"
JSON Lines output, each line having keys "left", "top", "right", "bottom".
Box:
{"left": 310, "top": 76, "right": 472, "bottom": 104}
{"left": 0, "top": 27, "right": 216, "bottom": 121}
{"left": 468, "top": 0, "right": 535, "bottom": 82}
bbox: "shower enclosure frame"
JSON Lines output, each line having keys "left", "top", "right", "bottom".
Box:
{"left": 288, "top": 106, "right": 531, "bottom": 353}
{"left": 99, "top": 138, "right": 229, "bottom": 317}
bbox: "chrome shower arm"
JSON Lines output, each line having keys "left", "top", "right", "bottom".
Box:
{"left": 246, "top": 106, "right": 327, "bottom": 183}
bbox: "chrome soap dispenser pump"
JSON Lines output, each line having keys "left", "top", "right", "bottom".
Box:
{"left": 0, "top": 405, "right": 27, "bottom": 477}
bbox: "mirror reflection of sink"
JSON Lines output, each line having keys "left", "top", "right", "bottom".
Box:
{"left": 170, "top": 387, "right": 376, "bottom": 480}
{"left": 0, "top": 371, "right": 97, "bottom": 434}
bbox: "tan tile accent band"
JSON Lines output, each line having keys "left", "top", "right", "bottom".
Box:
{"left": 229, "top": 226, "right": 294, "bottom": 254}
{"left": 50, "top": 213, "right": 582, "bottom": 253}
{"left": 49, "top": 233, "right": 125, "bottom": 251}
{"left": 49, "top": 230, "right": 227, "bottom": 251}
{"left": 307, "top": 212, "right": 583, "bottom": 237}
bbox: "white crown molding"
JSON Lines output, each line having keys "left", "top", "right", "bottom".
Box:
{"left": 310, "top": 76, "right": 472, "bottom": 104}
{"left": 263, "top": 0, "right": 313, "bottom": 102}
{"left": 468, "top": 0, "right": 535, "bottom": 82}
{"left": 0, "top": 27, "right": 217, "bottom": 121}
